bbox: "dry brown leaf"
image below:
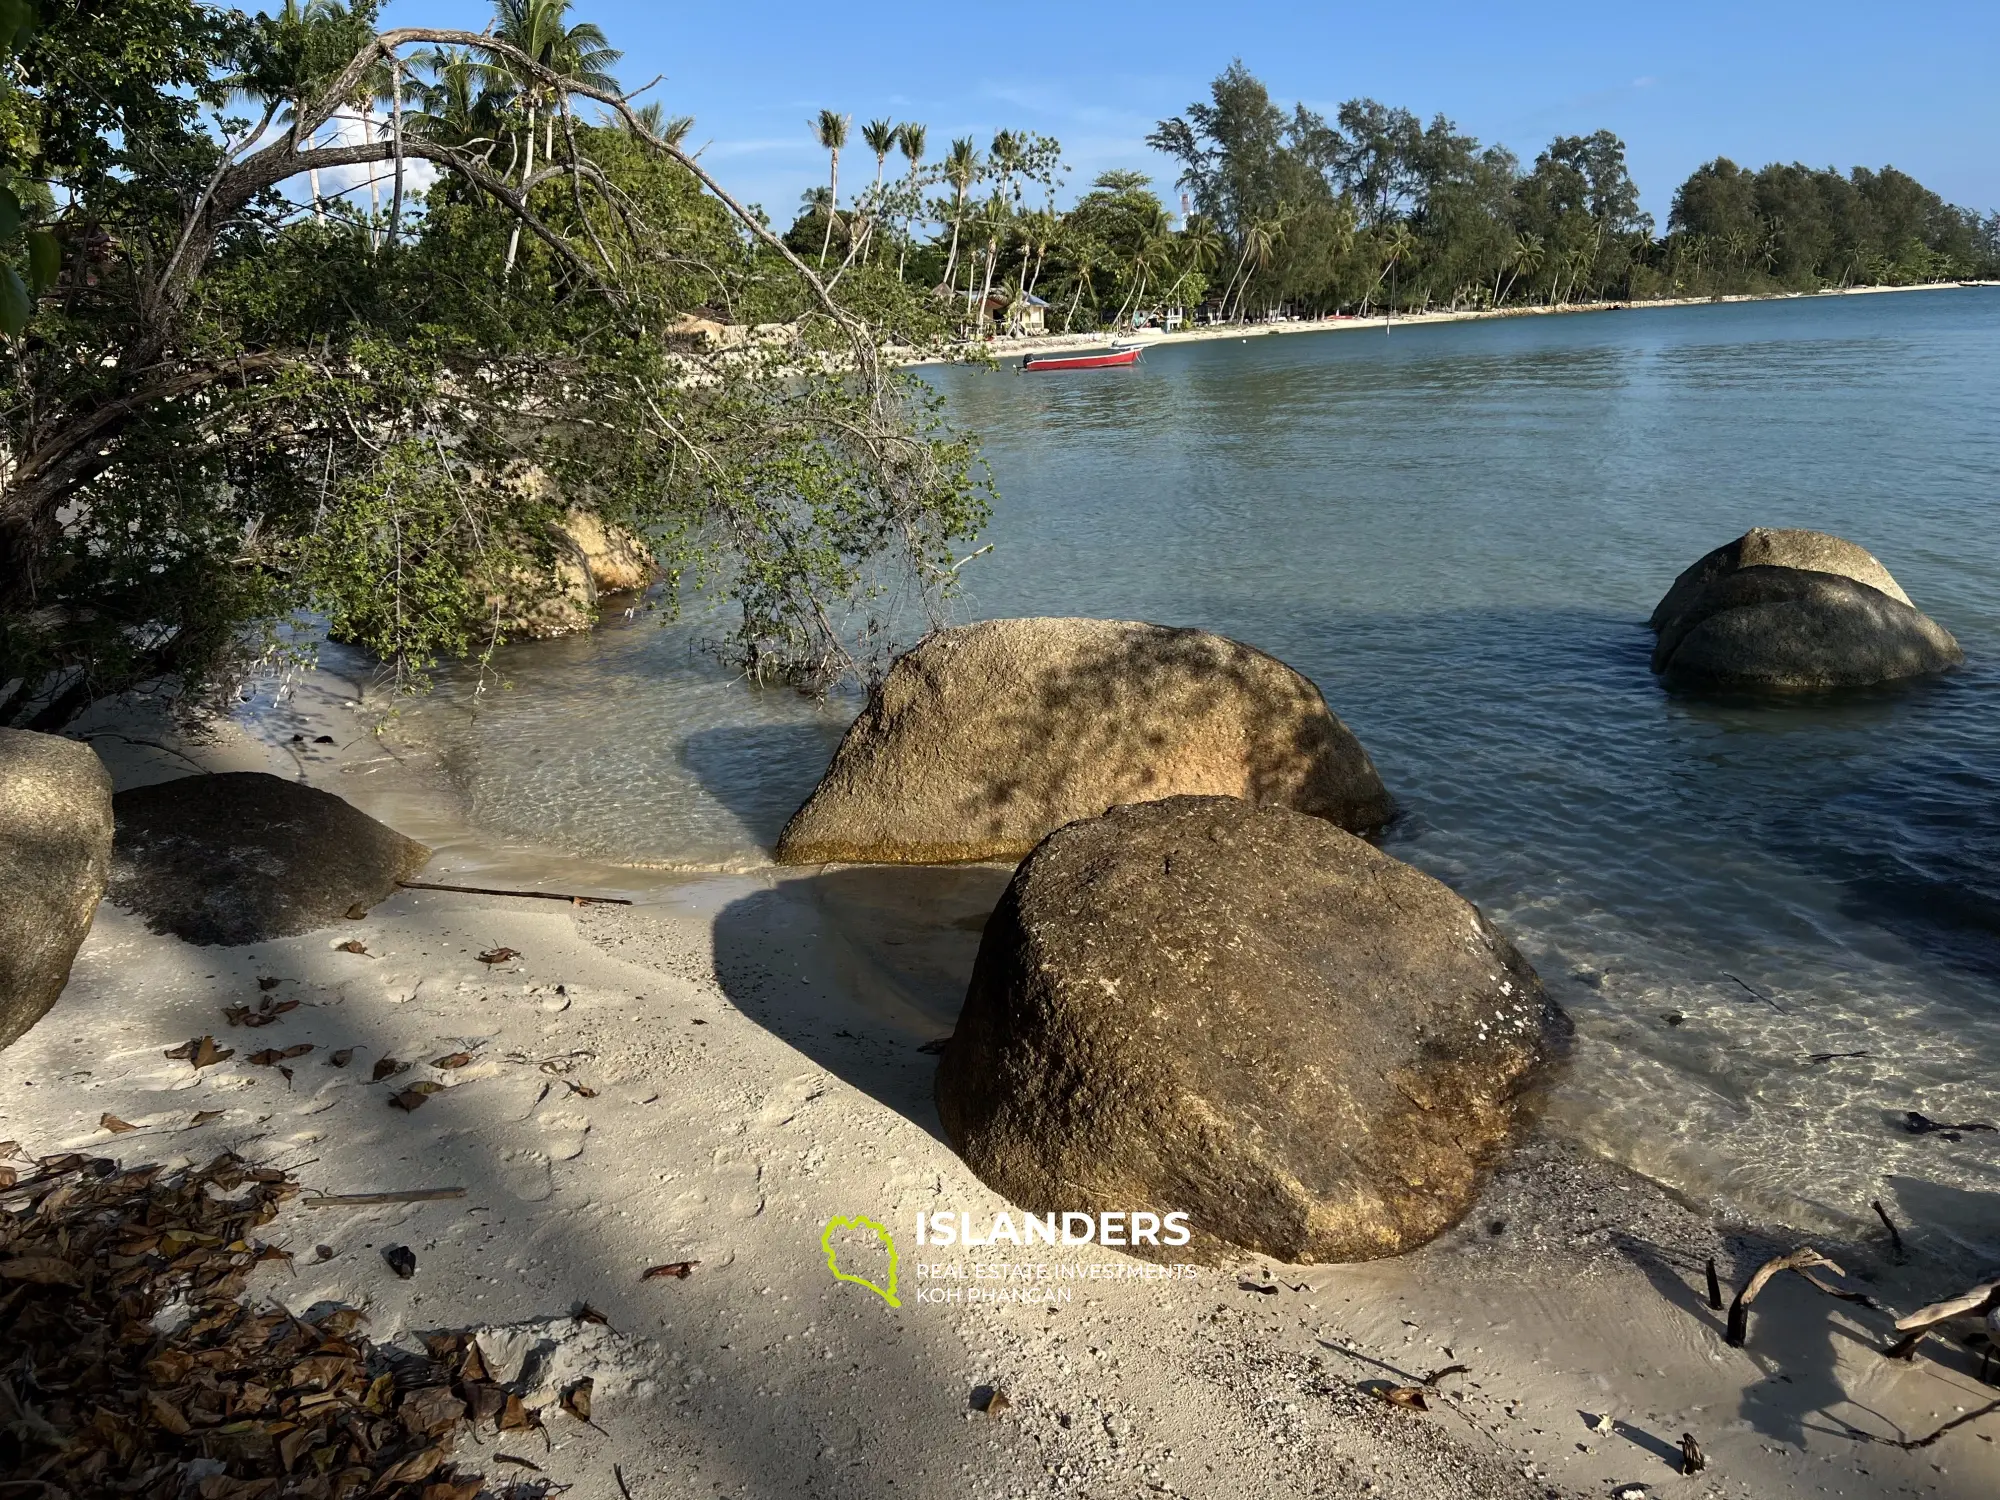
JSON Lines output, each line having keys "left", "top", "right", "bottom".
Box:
{"left": 327, "top": 1048, "right": 354, "bottom": 1068}
{"left": 166, "top": 1035, "right": 234, "bottom": 1068}
{"left": 400, "top": 1385, "right": 467, "bottom": 1437}
{"left": 374, "top": 1446, "right": 443, "bottom": 1487}
{"left": 1379, "top": 1385, "right": 1430, "bottom": 1411}
{"left": 419, "top": 1479, "right": 481, "bottom": 1500}
{"left": 462, "top": 1382, "right": 505, "bottom": 1426}
{"left": 497, "top": 1393, "right": 538, "bottom": 1432}
{"left": 248, "top": 1044, "right": 313, "bottom": 1066}
{"left": 145, "top": 1390, "right": 192, "bottom": 1435}
{"left": 1, "top": 1255, "right": 82, "bottom": 1285}
{"left": 431, "top": 1052, "right": 473, "bottom": 1069}
{"left": 642, "top": 1260, "right": 697, "bottom": 1280}
{"left": 560, "top": 1377, "right": 593, "bottom": 1422}
{"left": 477, "top": 947, "right": 519, "bottom": 965}
{"left": 334, "top": 940, "right": 368, "bottom": 955}
{"left": 389, "top": 1082, "right": 445, "bottom": 1111}
{"left": 100, "top": 1113, "right": 138, "bottom": 1134}
{"left": 371, "top": 1056, "right": 408, "bottom": 1082}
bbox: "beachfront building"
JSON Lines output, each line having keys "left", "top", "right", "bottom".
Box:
{"left": 982, "top": 291, "right": 1050, "bottom": 335}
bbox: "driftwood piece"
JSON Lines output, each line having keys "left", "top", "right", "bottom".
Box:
{"left": 302, "top": 1187, "right": 467, "bottom": 1208}
{"left": 1871, "top": 1200, "right": 1903, "bottom": 1256}
{"left": 1705, "top": 1257, "right": 1723, "bottom": 1310}
{"left": 1895, "top": 1279, "right": 2000, "bottom": 1332}
{"left": 398, "top": 879, "right": 633, "bottom": 907}
{"left": 1726, "top": 1247, "right": 1845, "bottom": 1347}
{"left": 1881, "top": 1280, "right": 2000, "bottom": 1361}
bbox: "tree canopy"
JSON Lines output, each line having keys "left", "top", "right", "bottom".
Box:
{"left": 0, "top": 0, "right": 987, "bottom": 731}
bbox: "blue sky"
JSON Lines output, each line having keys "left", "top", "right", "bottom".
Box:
{"left": 383, "top": 0, "right": 2000, "bottom": 226}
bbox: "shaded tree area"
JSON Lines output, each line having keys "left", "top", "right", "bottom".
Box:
{"left": 1665, "top": 158, "right": 1998, "bottom": 293}
{"left": 0, "top": 0, "right": 985, "bottom": 732}
{"left": 1142, "top": 61, "right": 1998, "bottom": 319}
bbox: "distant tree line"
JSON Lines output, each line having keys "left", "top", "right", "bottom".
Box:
{"left": 796, "top": 60, "right": 2000, "bottom": 332}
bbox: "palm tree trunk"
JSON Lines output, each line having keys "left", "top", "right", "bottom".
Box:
{"left": 818, "top": 149, "right": 840, "bottom": 266}
{"left": 941, "top": 188, "right": 966, "bottom": 288}
{"left": 388, "top": 59, "right": 406, "bottom": 250}
{"left": 504, "top": 102, "right": 538, "bottom": 275}
{"left": 1064, "top": 270, "right": 1088, "bottom": 332}
{"left": 974, "top": 236, "right": 1000, "bottom": 334}
{"left": 897, "top": 167, "right": 920, "bottom": 278}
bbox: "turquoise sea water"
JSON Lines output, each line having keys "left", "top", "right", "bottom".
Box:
{"left": 384, "top": 288, "right": 2000, "bottom": 1245}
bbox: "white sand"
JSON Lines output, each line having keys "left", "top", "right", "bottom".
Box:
{"left": 5, "top": 676, "right": 1997, "bottom": 1499}
{"left": 901, "top": 280, "right": 1985, "bottom": 368}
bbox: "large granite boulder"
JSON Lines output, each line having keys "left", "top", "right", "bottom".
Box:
{"left": 776, "top": 619, "right": 1393, "bottom": 865}
{"left": 935, "top": 796, "right": 1567, "bottom": 1263}
{"left": 1650, "top": 530, "right": 1960, "bottom": 691}
{"left": 110, "top": 773, "right": 431, "bottom": 945}
{"left": 0, "top": 730, "right": 113, "bottom": 1048}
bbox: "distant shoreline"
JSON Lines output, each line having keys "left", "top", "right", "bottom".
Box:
{"left": 896, "top": 278, "right": 1996, "bottom": 368}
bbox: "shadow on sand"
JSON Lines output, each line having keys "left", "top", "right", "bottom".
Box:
{"left": 709, "top": 862, "right": 1014, "bottom": 1139}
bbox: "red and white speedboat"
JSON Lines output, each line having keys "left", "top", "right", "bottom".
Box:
{"left": 1021, "top": 345, "right": 1143, "bottom": 372}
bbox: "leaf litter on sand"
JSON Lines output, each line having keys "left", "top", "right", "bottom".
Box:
{"left": 224, "top": 996, "right": 300, "bottom": 1028}
{"left": 165, "top": 1036, "right": 233, "bottom": 1069}
{"left": 248, "top": 1045, "right": 314, "bottom": 1066}
{"left": 0, "top": 1150, "right": 541, "bottom": 1499}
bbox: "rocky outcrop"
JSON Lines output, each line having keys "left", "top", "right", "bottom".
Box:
{"left": 776, "top": 619, "right": 1393, "bottom": 864}
{"left": 0, "top": 730, "right": 113, "bottom": 1048}
{"left": 935, "top": 796, "right": 1567, "bottom": 1263}
{"left": 477, "top": 463, "right": 657, "bottom": 639}
{"left": 558, "top": 509, "right": 655, "bottom": 594}
{"left": 109, "top": 773, "right": 431, "bottom": 945}
{"left": 1650, "top": 530, "right": 1961, "bottom": 691}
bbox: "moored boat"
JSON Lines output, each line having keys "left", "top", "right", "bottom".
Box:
{"left": 1022, "top": 345, "right": 1142, "bottom": 372}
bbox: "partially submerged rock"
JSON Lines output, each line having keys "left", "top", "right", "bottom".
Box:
{"left": 776, "top": 618, "right": 1392, "bottom": 864}
{"left": 0, "top": 729, "right": 113, "bottom": 1048}
{"left": 935, "top": 795, "right": 1567, "bottom": 1263}
{"left": 110, "top": 772, "right": 431, "bottom": 945}
{"left": 1650, "top": 529, "right": 1960, "bottom": 691}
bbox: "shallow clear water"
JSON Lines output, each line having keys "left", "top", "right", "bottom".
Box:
{"left": 388, "top": 289, "right": 2000, "bottom": 1247}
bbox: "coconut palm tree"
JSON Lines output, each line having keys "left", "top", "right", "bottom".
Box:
{"left": 810, "top": 109, "right": 850, "bottom": 266}
{"left": 855, "top": 119, "right": 897, "bottom": 263}
{"left": 228, "top": 0, "right": 348, "bottom": 223}
{"left": 1225, "top": 209, "right": 1287, "bottom": 321}
{"left": 407, "top": 47, "right": 508, "bottom": 153}
{"left": 627, "top": 100, "right": 694, "bottom": 148}
{"left": 1017, "top": 207, "right": 1058, "bottom": 300}
{"left": 1367, "top": 221, "right": 1415, "bottom": 316}
{"left": 894, "top": 121, "right": 926, "bottom": 276}
{"left": 1060, "top": 235, "right": 1102, "bottom": 332}
{"left": 968, "top": 193, "right": 1012, "bottom": 334}
{"left": 938, "top": 136, "right": 979, "bottom": 291}
{"left": 1497, "top": 231, "right": 1543, "bottom": 306}
{"left": 1178, "top": 213, "right": 1224, "bottom": 278}
{"left": 488, "top": 0, "right": 623, "bottom": 271}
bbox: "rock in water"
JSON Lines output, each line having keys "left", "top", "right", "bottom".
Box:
{"left": 0, "top": 730, "right": 113, "bottom": 1048}
{"left": 776, "top": 619, "right": 1392, "bottom": 864}
{"left": 110, "top": 773, "right": 431, "bottom": 945}
{"left": 935, "top": 796, "right": 1567, "bottom": 1263}
{"left": 1649, "top": 529, "right": 1960, "bottom": 691}
{"left": 1649, "top": 527, "right": 1912, "bottom": 631}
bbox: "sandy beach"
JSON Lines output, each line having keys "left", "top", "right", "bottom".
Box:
{"left": 898, "top": 280, "right": 1992, "bottom": 369}
{"left": 4, "top": 671, "right": 1998, "bottom": 1500}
